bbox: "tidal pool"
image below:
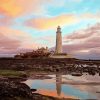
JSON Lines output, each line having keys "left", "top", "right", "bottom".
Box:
{"left": 24, "top": 74, "right": 100, "bottom": 99}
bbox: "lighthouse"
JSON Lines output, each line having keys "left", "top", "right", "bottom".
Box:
{"left": 49, "top": 26, "right": 73, "bottom": 58}
{"left": 55, "top": 26, "right": 62, "bottom": 54}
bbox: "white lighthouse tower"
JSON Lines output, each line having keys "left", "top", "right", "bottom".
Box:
{"left": 55, "top": 26, "right": 62, "bottom": 54}
{"left": 49, "top": 26, "right": 73, "bottom": 58}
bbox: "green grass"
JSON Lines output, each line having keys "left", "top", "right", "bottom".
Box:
{"left": 0, "top": 70, "right": 26, "bottom": 77}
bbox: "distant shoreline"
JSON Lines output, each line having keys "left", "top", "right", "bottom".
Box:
{"left": 0, "top": 57, "right": 100, "bottom": 61}
{"left": 0, "top": 58, "right": 100, "bottom": 76}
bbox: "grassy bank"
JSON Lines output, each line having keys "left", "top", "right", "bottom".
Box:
{"left": 0, "top": 70, "right": 27, "bottom": 78}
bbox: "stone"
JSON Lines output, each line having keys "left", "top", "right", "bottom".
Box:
{"left": 0, "top": 80, "right": 33, "bottom": 99}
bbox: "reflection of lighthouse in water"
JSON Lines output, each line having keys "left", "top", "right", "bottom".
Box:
{"left": 56, "top": 74, "right": 62, "bottom": 96}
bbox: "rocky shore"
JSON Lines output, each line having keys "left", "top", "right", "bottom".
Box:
{"left": 0, "top": 58, "right": 100, "bottom": 75}
{"left": 0, "top": 78, "right": 33, "bottom": 100}
{"left": 0, "top": 78, "right": 76, "bottom": 100}
{"left": 0, "top": 58, "right": 100, "bottom": 100}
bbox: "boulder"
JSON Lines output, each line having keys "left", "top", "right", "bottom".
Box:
{"left": 0, "top": 79, "right": 33, "bottom": 100}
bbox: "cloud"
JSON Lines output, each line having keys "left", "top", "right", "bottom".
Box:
{"left": 0, "top": 26, "right": 43, "bottom": 57}
{"left": 63, "top": 23, "right": 100, "bottom": 59}
{"left": 0, "top": 0, "right": 59, "bottom": 17}
{"left": 0, "top": 33, "right": 21, "bottom": 56}
{"left": 64, "top": 23, "right": 100, "bottom": 42}
{"left": 0, "top": 0, "right": 23, "bottom": 17}
{"left": 26, "top": 14, "right": 79, "bottom": 30}
{"left": 0, "top": 26, "right": 30, "bottom": 40}
{"left": 65, "top": 31, "right": 92, "bottom": 40}
{"left": 26, "top": 12, "right": 100, "bottom": 30}
{"left": 0, "top": 16, "right": 14, "bottom": 28}
{"left": 0, "top": 26, "right": 43, "bottom": 47}
{"left": 81, "top": 13, "right": 100, "bottom": 21}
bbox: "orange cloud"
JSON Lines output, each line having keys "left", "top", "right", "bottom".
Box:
{"left": 26, "top": 12, "right": 100, "bottom": 30}
{"left": 26, "top": 14, "right": 79, "bottom": 30}
{"left": 0, "top": 0, "right": 23, "bottom": 17}
{"left": 0, "top": 0, "right": 36, "bottom": 17}
{"left": 0, "top": 0, "right": 55, "bottom": 17}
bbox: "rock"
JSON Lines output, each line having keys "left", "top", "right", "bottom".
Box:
{"left": 0, "top": 79, "right": 33, "bottom": 100}
{"left": 71, "top": 72, "right": 83, "bottom": 76}
{"left": 0, "top": 79, "right": 75, "bottom": 100}
{"left": 0, "top": 79, "right": 58, "bottom": 100}
{"left": 31, "top": 89, "right": 37, "bottom": 92}
{"left": 32, "top": 93, "right": 56, "bottom": 100}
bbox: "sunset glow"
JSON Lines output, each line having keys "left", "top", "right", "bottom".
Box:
{"left": 0, "top": 0, "right": 100, "bottom": 59}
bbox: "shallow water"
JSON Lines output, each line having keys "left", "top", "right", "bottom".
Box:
{"left": 24, "top": 74, "right": 100, "bottom": 99}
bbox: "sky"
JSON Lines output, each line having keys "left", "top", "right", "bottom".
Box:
{"left": 0, "top": 0, "right": 100, "bottom": 59}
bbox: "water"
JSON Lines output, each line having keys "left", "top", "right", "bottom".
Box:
{"left": 24, "top": 73, "right": 100, "bottom": 99}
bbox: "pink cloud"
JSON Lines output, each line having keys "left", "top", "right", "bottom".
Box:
{"left": 63, "top": 23, "right": 100, "bottom": 59}
{"left": 0, "top": 16, "right": 12, "bottom": 26}
{"left": 0, "top": 33, "right": 21, "bottom": 56}
{"left": 0, "top": 26, "right": 42, "bottom": 57}
{"left": 0, "top": 33, "right": 21, "bottom": 49}
{"left": 66, "top": 30, "right": 93, "bottom": 40}
{"left": 65, "top": 23, "right": 100, "bottom": 41}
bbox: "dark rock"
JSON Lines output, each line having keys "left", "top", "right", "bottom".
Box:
{"left": 71, "top": 72, "right": 83, "bottom": 76}
{"left": 31, "top": 89, "right": 37, "bottom": 92}
{"left": 96, "top": 91, "right": 100, "bottom": 93}
{"left": 0, "top": 79, "right": 77, "bottom": 100}
{"left": 0, "top": 80, "right": 33, "bottom": 100}
{"left": 32, "top": 93, "right": 56, "bottom": 100}
{"left": 0, "top": 58, "right": 100, "bottom": 75}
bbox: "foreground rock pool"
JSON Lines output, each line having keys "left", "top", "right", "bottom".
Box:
{"left": 24, "top": 73, "right": 100, "bottom": 100}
